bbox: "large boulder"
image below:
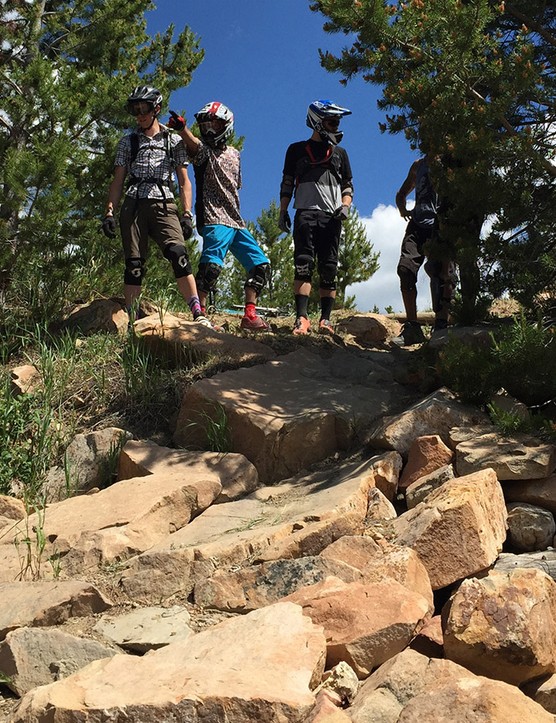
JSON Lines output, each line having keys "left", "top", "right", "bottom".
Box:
{"left": 174, "top": 348, "right": 412, "bottom": 483}
{"left": 392, "top": 468, "right": 507, "bottom": 589}
{"left": 443, "top": 568, "right": 556, "bottom": 685}
{"left": 349, "top": 649, "right": 552, "bottom": 722}
{"left": 12, "top": 603, "right": 327, "bottom": 723}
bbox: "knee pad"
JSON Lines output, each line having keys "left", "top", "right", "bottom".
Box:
{"left": 244, "top": 263, "right": 269, "bottom": 295}
{"left": 163, "top": 243, "right": 192, "bottom": 278}
{"left": 124, "top": 257, "right": 145, "bottom": 286}
{"left": 397, "top": 265, "right": 417, "bottom": 292}
{"left": 318, "top": 261, "right": 337, "bottom": 291}
{"left": 294, "top": 253, "right": 314, "bottom": 282}
{"left": 196, "top": 262, "right": 221, "bottom": 294}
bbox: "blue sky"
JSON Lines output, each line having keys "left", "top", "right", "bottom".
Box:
{"left": 147, "top": 0, "right": 431, "bottom": 312}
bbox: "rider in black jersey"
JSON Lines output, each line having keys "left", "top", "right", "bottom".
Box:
{"left": 395, "top": 155, "right": 457, "bottom": 345}
{"left": 278, "top": 100, "right": 353, "bottom": 336}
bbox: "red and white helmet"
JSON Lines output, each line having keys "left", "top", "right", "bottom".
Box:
{"left": 194, "top": 101, "right": 234, "bottom": 147}
{"left": 306, "top": 99, "right": 352, "bottom": 145}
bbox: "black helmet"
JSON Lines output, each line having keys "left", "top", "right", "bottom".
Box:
{"left": 126, "top": 86, "right": 163, "bottom": 115}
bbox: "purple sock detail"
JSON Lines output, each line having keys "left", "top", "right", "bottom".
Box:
{"left": 188, "top": 295, "right": 202, "bottom": 318}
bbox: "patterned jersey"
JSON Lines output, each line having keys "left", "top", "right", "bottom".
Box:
{"left": 280, "top": 139, "right": 353, "bottom": 214}
{"left": 114, "top": 126, "right": 189, "bottom": 200}
{"left": 191, "top": 142, "right": 244, "bottom": 230}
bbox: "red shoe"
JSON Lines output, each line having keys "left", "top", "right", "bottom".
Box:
{"left": 240, "top": 314, "right": 269, "bottom": 331}
{"left": 293, "top": 317, "right": 311, "bottom": 335}
{"left": 318, "top": 318, "right": 334, "bottom": 335}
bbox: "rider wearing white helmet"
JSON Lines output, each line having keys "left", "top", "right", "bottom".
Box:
{"left": 278, "top": 100, "right": 354, "bottom": 336}
{"left": 167, "top": 102, "right": 271, "bottom": 332}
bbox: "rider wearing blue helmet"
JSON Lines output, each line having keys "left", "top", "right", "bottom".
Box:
{"left": 278, "top": 100, "right": 353, "bottom": 335}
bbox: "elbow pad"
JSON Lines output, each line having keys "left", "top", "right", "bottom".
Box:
{"left": 280, "top": 174, "right": 294, "bottom": 199}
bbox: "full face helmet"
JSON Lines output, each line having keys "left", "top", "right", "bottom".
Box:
{"left": 306, "top": 99, "right": 352, "bottom": 145}
{"left": 194, "top": 101, "right": 234, "bottom": 147}
{"left": 126, "top": 86, "right": 163, "bottom": 116}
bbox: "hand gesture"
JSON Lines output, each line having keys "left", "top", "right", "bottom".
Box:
{"left": 168, "top": 110, "right": 186, "bottom": 131}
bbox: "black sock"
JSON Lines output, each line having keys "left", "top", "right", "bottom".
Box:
{"left": 295, "top": 294, "right": 309, "bottom": 318}
{"left": 320, "top": 296, "right": 334, "bottom": 320}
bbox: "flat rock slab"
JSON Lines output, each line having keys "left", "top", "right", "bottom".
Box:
{"left": 174, "top": 347, "right": 412, "bottom": 483}
{"left": 94, "top": 606, "right": 193, "bottom": 653}
{"left": 135, "top": 312, "right": 276, "bottom": 365}
{"left": 118, "top": 439, "right": 259, "bottom": 502}
{"left": 455, "top": 430, "right": 556, "bottom": 480}
{"left": 0, "top": 627, "right": 116, "bottom": 695}
{"left": 0, "top": 542, "right": 59, "bottom": 584}
{"left": 1, "top": 463, "right": 226, "bottom": 572}
{"left": 0, "top": 581, "right": 111, "bottom": 640}
{"left": 119, "top": 454, "right": 395, "bottom": 601}
{"left": 13, "top": 603, "right": 326, "bottom": 723}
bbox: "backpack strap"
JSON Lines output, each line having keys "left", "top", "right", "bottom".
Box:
{"left": 126, "top": 130, "right": 175, "bottom": 198}
{"left": 129, "top": 132, "right": 139, "bottom": 166}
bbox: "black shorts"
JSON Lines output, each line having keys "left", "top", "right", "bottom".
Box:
{"left": 396, "top": 219, "right": 435, "bottom": 277}
{"left": 293, "top": 209, "right": 342, "bottom": 272}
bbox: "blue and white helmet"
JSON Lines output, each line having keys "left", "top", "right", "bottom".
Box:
{"left": 194, "top": 101, "right": 234, "bottom": 147}
{"left": 306, "top": 99, "right": 352, "bottom": 145}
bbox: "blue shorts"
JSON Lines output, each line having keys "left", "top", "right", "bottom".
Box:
{"left": 199, "top": 225, "right": 269, "bottom": 271}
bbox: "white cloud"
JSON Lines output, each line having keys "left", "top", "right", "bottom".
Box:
{"left": 348, "top": 204, "right": 432, "bottom": 314}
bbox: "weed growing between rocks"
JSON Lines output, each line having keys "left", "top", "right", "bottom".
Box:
{"left": 435, "top": 313, "right": 556, "bottom": 440}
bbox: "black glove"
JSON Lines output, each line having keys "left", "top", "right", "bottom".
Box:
{"left": 101, "top": 215, "right": 117, "bottom": 238}
{"left": 278, "top": 210, "right": 291, "bottom": 233}
{"left": 334, "top": 204, "right": 350, "bottom": 221}
{"left": 168, "top": 110, "right": 186, "bottom": 131}
{"left": 180, "top": 214, "right": 194, "bottom": 240}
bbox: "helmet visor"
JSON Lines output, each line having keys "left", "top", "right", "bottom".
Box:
{"left": 198, "top": 119, "right": 225, "bottom": 132}
{"left": 129, "top": 102, "right": 154, "bottom": 116}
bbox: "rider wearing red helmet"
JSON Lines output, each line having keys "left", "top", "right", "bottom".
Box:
{"left": 168, "top": 102, "right": 270, "bottom": 332}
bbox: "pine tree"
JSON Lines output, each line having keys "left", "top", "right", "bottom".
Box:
{"left": 311, "top": 0, "right": 556, "bottom": 319}
{"left": 336, "top": 205, "right": 380, "bottom": 309}
{"left": 249, "top": 200, "right": 295, "bottom": 311}
{"left": 0, "top": 0, "right": 203, "bottom": 318}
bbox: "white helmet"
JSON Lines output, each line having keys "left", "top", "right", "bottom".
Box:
{"left": 194, "top": 101, "right": 234, "bottom": 147}
{"left": 306, "top": 99, "right": 352, "bottom": 145}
